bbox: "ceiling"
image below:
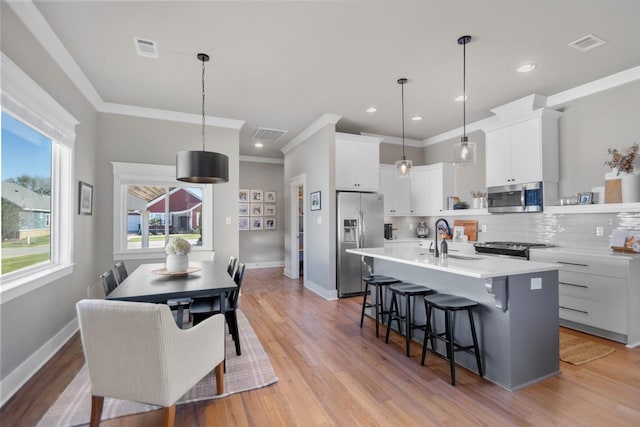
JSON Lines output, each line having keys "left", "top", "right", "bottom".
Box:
{"left": 27, "top": 0, "right": 640, "bottom": 158}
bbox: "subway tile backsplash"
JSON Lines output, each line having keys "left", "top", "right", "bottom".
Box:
{"left": 386, "top": 212, "right": 640, "bottom": 251}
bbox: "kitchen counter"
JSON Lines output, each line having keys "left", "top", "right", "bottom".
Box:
{"left": 348, "top": 246, "right": 558, "bottom": 279}
{"left": 346, "top": 245, "right": 560, "bottom": 391}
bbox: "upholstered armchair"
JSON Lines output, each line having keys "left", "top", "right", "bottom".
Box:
{"left": 76, "top": 299, "right": 225, "bottom": 427}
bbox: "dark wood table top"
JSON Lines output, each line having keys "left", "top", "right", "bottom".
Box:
{"left": 106, "top": 261, "right": 237, "bottom": 303}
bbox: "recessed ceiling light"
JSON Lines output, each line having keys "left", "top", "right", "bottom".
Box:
{"left": 254, "top": 142, "right": 264, "bottom": 148}
{"left": 517, "top": 63, "right": 537, "bottom": 73}
{"left": 411, "top": 115, "right": 423, "bottom": 121}
{"left": 454, "top": 95, "right": 468, "bottom": 102}
{"left": 366, "top": 107, "right": 377, "bottom": 113}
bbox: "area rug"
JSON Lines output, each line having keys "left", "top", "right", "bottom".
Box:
{"left": 559, "top": 331, "right": 615, "bottom": 365}
{"left": 37, "top": 310, "right": 278, "bottom": 427}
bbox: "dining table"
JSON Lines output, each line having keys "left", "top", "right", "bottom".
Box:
{"left": 106, "top": 260, "right": 237, "bottom": 327}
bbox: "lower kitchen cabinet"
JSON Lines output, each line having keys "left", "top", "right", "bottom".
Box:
{"left": 530, "top": 248, "right": 640, "bottom": 346}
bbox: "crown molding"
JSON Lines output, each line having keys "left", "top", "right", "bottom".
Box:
{"left": 281, "top": 113, "right": 342, "bottom": 154}
{"left": 335, "top": 132, "right": 382, "bottom": 144}
{"left": 100, "top": 103, "right": 245, "bottom": 130}
{"left": 239, "top": 155, "right": 284, "bottom": 165}
{"left": 360, "top": 132, "right": 423, "bottom": 147}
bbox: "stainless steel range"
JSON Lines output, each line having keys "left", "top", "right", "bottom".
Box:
{"left": 474, "top": 241, "right": 553, "bottom": 260}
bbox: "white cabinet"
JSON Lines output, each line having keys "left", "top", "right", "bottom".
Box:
{"left": 379, "top": 165, "right": 411, "bottom": 215}
{"left": 410, "top": 163, "right": 455, "bottom": 216}
{"left": 336, "top": 133, "right": 380, "bottom": 191}
{"left": 530, "top": 249, "right": 640, "bottom": 345}
{"left": 485, "top": 109, "right": 561, "bottom": 187}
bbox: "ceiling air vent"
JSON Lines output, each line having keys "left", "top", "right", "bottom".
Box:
{"left": 133, "top": 37, "right": 158, "bottom": 58}
{"left": 251, "top": 127, "right": 288, "bottom": 142}
{"left": 568, "top": 34, "right": 607, "bottom": 52}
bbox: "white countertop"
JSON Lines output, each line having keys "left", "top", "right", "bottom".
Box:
{"left": 347, "top": 246, "right": 559, "bottom": 279}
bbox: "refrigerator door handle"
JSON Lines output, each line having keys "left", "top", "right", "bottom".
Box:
{"left": 361, "top": 209, "right": 366, "bottom": 248}
{"left": 356, "top": 209, "right": 362, "bottom": 248}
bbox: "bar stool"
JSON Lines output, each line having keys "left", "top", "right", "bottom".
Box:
{"left": 421, "top": 293, "right": 483, "bottom": 385}
{"left": 385, "top": 282, "right": 435, "bottom": 356}
{"left": 360, "top": 275, "right": 401, "bottom": 337}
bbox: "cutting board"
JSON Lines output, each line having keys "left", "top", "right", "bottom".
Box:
{"left": 605, "top": 178, "right": 622, "bottom": 203}
{"left": 453, "top": 220, "right": 478, "bottom": 241}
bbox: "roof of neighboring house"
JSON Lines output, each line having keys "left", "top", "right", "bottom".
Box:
{"left": 2, "top": 181, "right": 51, "bottom": 212}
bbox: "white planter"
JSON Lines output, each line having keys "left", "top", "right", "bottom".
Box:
{"left": 166, "top": 254, "right": 189, "bottom": 272}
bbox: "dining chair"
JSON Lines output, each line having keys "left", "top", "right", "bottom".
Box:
{"left": 191, "top": 262, "right": 246, "bottom": 355}
{"left": 100, "top": 270, "right": 118, "bottom": 296}
{"left": 76, "top": 299, "right": 225, "bottom": 427}
{"left": 189, "top": 251, "right": 216, "bottom": 262}
{"left": 227, "top": 256, "right": 237, "bottom": 277}
{"left": 113, "top": 262, "right": 128, "bottom": 284}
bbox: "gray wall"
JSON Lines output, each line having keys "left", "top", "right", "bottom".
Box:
{"left": 1, "top": 6, "right": 98, "bottom": 381}
{"left": 284, "top": 125, "right": 336, "bottom": 297}
{"left": 239, "top": 161, "right": 285, "bottom": 265}
{"left": 557, "top": 80, "right": 640, "bottom": 197}
{"left": 379, "top": 143, "right": 425, "bottom": 166}
{"left": 96, "top": 114, "right": 240, "bottom": 275}
{"left": 422, "top": 130, "right": 486, "bottom": 206}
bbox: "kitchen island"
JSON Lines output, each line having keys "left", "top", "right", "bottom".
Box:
{"left": 347, "top": 246, "right": 560, "bottom": 391}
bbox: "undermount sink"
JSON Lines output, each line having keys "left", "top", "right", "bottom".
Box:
{"left": 447, "top": 254, "right": 483, "bottom": 260}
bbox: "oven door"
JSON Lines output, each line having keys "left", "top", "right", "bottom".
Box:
{"left": 476, "top": 251, "right": 529, "bottom": 261}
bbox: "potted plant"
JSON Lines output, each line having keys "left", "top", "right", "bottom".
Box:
{"left": 604, "top": 143, "right": 640, "bottom": 203}
{"left": 165, "top": 236, "right": 191, "bottom": 272}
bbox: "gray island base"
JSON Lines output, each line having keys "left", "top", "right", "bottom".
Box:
{"left": 347, "top": 247, "right": 560, "bottom": 391}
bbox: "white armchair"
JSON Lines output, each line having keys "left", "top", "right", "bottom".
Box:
{"left": 76, "top": 299, "right": 225, "bottom": 427}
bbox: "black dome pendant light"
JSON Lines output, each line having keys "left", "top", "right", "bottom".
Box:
{"left": 176, "top": 53, "right": 229, "bottom": 184}
{"left": 453, "top": 35, "right": 477, "bottom": 166}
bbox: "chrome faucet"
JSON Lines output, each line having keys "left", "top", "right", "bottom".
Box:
{"left": 433, "top": 218, "right": 451, "bottom": 259}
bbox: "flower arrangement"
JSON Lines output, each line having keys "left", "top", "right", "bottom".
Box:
{"left": 165, "top": 236, "right": 191, "bottom": 255}
{"left": 604, "top": 143, "right": 639, "bottom": 175}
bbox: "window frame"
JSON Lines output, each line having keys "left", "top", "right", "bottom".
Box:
{"left": 112, "top": 162, "right": 214, "bottom": 260}
{"left": 1, "top": 53, "right": 77, "bottom": 304}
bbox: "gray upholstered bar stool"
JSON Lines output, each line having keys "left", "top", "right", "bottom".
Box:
{"left": 385, "top": 282, "right": 435, "bottom": 356}
{"left": 421, "top": 293, "right": 483, "bottom": 385}
{"left": 360, "top": 275, "right": 401, "bottom": 338}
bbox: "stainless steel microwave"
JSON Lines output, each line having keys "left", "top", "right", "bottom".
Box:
{"left": 487, "top": 182, "right": 544, "bottom": 213}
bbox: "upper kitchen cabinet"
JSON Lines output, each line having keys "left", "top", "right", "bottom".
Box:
{"left": 379, "top": 164, "right": 411, "bottom": 215}
{"left": 410, "top": 163, "right": 455, "bottom": 216}
{"left": 335, "top": 133, "right": 381, "bottom": 191}
{"left": 484, "top": 103, "right": 562, "bottom": 188}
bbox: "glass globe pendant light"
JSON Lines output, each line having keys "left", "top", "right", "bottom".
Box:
{"left": 453, "top": 35, "right": 477, "bottom": 166}
{"left": 176, "top": 53, "right": 229, "bottom": 183}
{"left": 395, "top": 78, "right": 412, "bottom": 177}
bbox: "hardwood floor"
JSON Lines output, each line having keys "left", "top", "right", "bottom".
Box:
{"left": 2, "top": 267, "right": 640, "bottom": 426}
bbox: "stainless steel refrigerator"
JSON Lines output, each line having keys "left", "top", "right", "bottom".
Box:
{"left": 336, "top": 192, "right": 384, "bottom": 297}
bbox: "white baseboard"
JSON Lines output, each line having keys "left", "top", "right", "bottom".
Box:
{"left": 243, "top": 260, "right": 285, "bottom": 270}
{"left": 0, "top": 317, "right": 78, "bottom": 408}
{"left": 304, "top": 279, "right": 338, "bottom": 300}
{"left": 283, "top": 268, "right": 295, "bottom": 278}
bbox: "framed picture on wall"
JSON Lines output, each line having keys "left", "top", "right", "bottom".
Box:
{"left": 264, "top": 204, "right": 276, "bottom": 216}
{"left": 238, "top": 203, "right": 249, "bottom": 216}
{"left": 250, "top": 217, "right": 263, "bottom": 230}
{"left": 264, "top": 191, "right": 276, "bottom": 202}
{"left": 310, "top": 191, "right": 321, "bottom": 211}
{"left": 251, "top": 190, "right": 263, "bottom": 202}
{"left": 78, "top": 181, "right": 93, "bottom": 215}
{"left": 239, "top": 189, "right": 249, "bottom": 202}
{"left": 250, "top": 203, "right": 263, "bottom": 216}
{"left": 265, "top": 218, "right": 276, "bottom": 230}
{"left": 239, "top": 217, "right": 249, "bottom": 231}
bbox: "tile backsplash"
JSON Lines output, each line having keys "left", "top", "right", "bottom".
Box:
{"left": 386, "top": 212, "right": 640, "bottom": 251}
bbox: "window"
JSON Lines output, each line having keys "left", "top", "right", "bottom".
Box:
{"left": 1, "top": 53, "right": 77, "bottom": 302}
{"left": 112, "top": 162, "right": 213, "bottom": 259}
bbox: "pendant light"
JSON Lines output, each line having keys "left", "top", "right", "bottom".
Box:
{"left": 395, "top": 78, "right": 412, "bottom": 177}
{"left": 453, "top": 35, "right": 477, "bottom": 166}
{"left": 176, "top": 53, "right": 229, "bottom": 183}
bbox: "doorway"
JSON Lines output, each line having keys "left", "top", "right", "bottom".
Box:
{"left": 288, "top": 174, "right": 306, "bottom": 280}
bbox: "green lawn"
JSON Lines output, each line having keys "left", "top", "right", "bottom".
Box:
{"left": 2, "top": 252, "right": 50, "bottom": 274}
{"left": 127, "top": 233, "right": 200, "bottom": 243}
{"left": 2, "top": 235, "right": 51, "bottom": 248}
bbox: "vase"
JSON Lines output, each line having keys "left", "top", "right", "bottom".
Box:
{"left": 166, "top": 254, "right": 189, "bottom": 272}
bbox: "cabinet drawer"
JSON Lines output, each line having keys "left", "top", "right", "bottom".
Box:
{"left": 558, "top": 271, "right": 627, "bottom": 305}
{"left": 559, "top": 295, "right": 627, "bottom": 334}
{"left": 530, "top": 251, "right": 627, "bottom": 278}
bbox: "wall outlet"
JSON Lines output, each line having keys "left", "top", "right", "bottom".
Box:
{"left": 409, "top": 223, "right": 414, "bottom": 230}
{"left": 317, "top": 216, "right": 322, "bottom": 224}
{"left": 595, "top": 226, "right": 604, "bottom": 237}
{"left": 531, "top": 277, "right": 542, "bottom": 290}
{"left": 226, "top": 216, "right": 231, "bottom": 225}
{"left": 481, "top": 224, "right": 488, "bottom": 232}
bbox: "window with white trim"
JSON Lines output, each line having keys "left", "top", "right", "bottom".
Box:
{"left": 112, "top": 162, "right": 213, "bottom": 260}
{"left": 0, "top": 53, "right": 77, "bottom": 302}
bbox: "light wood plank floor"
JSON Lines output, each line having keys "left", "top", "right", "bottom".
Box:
{"left": 2, "top": 267, "right": 639, "bottom": 426}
